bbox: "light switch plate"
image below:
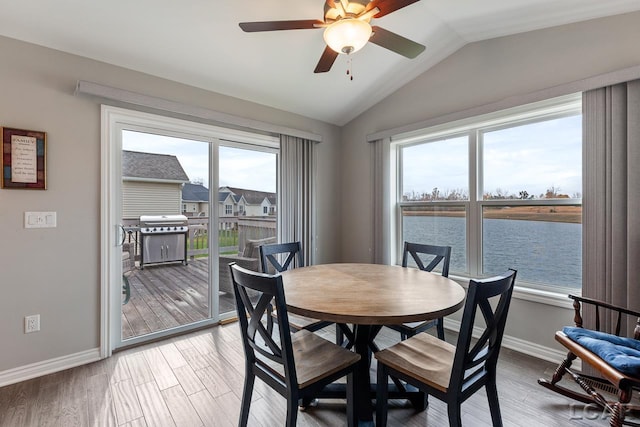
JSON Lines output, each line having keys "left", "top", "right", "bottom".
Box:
{"left": 24, "top": 212, "right": 57, "bottom": 228}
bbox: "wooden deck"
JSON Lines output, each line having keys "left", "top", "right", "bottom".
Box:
{"left": 122, "top": 259, "right": 237, "bottom": 340}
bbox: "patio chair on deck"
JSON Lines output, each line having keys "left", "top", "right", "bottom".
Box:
{"left": 538, "top": 295, "right": 640, "bottom": 427}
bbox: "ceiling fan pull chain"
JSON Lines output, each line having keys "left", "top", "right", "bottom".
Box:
{"left": 347, "top": 56, "right": 354, "bottom": 81}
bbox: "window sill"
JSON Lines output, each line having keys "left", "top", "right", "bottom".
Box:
{"left": 448, "top": 274, "right": 578, "bottom": 309}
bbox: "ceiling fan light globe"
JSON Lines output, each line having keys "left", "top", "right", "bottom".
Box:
{"left": 323, "top": 18, "right": 372, "bottom": 55}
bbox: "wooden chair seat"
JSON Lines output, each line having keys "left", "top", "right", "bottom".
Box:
{"left": 291, "top": 330, "right": 361, "bottom": 388}
{"left": 375, "top": 331, "right": 455, "bottom": 393}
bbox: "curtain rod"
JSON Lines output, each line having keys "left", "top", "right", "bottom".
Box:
{"left": 75, "top": 80, "right": 323, "bottom": 143}
{"left": 367, "top": 63, "right": 640, "bottom": 142}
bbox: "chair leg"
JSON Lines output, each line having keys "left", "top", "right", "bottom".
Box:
{"left": 610, "top": 402, "right": 625, "bottom": 427}
{"left": 286, "top": 394, "right": 299, "bottom": 427}
{"left": 239, "top": 371, "right": 255, "bottom": 427}
{"left": 436, "top": 317, "right": 445, "bottom": 340}
{"left": 336, "top": 323, "right": 343, "bottom": 346}
{"left": 447, "top": 402, "right": 462, "bottom": 427}
{"left": 346, "top": 372, "right": 356, "bottom": 427}
{"left": 486, "top": 380, "right": 503, "bottom": 427}
{"left": 376, "top": 363, "right": 390, "bottom": 427}
{"left": 552, "top": 351, "right": 576, "bottom": 384}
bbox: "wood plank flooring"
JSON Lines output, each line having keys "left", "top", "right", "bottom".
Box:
{"left": 0, "top": 323, "right": 618, "bottom": 426}
{"left": 122, "top": 259, "right": 237, "bottom": 340}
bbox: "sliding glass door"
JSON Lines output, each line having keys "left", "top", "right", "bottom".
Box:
{"left": 217, "top": 144, "right": 277, "bottom": 318}
{"left": 103, "top": 106, "right": 279, "bottom": 351}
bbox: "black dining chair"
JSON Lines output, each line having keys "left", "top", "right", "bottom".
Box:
{"left": 229, "top": 263, "right": 360, "bottom": 427}
{"left": 387, "top": 241, "right": 452, "bottom": 341}
{"left": 375, "top": 269, "right": 517, "bottom": 427}
{"left": 260, "top": 242, "right": 346, "bottom": 341}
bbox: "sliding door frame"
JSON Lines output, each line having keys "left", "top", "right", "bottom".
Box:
{"left": 100, "top": 105, "right": 278, "bottom": 356}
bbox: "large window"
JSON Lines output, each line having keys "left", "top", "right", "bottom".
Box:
{"left": 395, "top": 95, "right": 582, "bottom": 292}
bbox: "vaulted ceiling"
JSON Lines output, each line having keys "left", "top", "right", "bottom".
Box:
{"left": 1, "top": 0, "right": 638, "bottom": 125}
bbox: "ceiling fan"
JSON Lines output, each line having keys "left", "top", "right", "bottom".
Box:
{"left": 239, "top": 0, "right": 425, "bottom": 74}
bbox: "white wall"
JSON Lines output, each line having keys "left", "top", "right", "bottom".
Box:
{"left": 340, "top": 12, "right": 640, "bottom": 353}
{"left": 0, "top": 35, "right": 341, "bottom": 376}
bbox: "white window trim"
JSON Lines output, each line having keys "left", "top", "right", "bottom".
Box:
{"left": 101, "top": 105, "right": 279, "bottom": 356}
{"left": 390, "top": 93, "right": 582, "bottom": 297}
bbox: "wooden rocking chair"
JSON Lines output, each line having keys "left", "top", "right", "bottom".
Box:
{"left": 538, "top": 295, "right": 640, "bottom": 427}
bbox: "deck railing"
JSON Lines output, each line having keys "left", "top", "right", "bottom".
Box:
{"left": 121, "top": 216, "right": 276, "bottom": 264}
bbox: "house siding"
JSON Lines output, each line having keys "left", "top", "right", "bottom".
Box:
{"left": 122, "top": 181, "right": 183, "bottom": 219}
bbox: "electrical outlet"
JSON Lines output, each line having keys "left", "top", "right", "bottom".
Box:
{"left": 25, "top": 315, "right": 40, "bottom": 333}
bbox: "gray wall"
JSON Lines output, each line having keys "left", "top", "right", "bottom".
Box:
{"left": 339, "top": 12, "right": 640, "bottom": 352}
{"left": 1, "top": 11, "right": 640, "bottom": 378}
{"left": 0, "top": 35, "right": 341, "bottom": 373}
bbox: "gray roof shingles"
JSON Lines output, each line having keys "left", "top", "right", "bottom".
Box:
{"left": 224, "top": 186, "right": 276, "bottom": 205}
{"left": 183, "top": 183, "right": 210, "bottom": 202}
{"left": 122, "top": 150, "right": 189, "bottom": 182}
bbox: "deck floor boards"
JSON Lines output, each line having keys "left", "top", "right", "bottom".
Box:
{"left": 121, "top": 259, "right": 237, "bottom": 340}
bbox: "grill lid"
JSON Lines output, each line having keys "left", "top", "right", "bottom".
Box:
{"left": 139, "top": 215, "right": 188, "bottom": 233}
{"left": 140, "top": 214, "right": 188, "bottom": 226}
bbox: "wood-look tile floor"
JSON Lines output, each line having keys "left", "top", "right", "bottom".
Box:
{"left": 0, "top": 323, "right": 615, "bottom": 427}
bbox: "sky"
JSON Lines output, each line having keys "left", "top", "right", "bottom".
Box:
{"left": 122, "top": 130, "right": 277, "bottom": 192}
{"left": 402, "top": 114, "right": 582, "bottom": 199}
{"left": 122, "top": 113, "right": 582, "bottom": 199}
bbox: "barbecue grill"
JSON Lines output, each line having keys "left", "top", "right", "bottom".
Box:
{"left": 139, "top": 215, "right": 189, "bottom": 269}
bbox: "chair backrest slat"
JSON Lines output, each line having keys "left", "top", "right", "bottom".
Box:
{"left": 230, "top": 263, "right": 298, "bottom": 389}
{"left": 260, "top": 241, "right": 304, "bottom": 274}
{"left": 401, "top": 242, "right": 452, "bottom": 277}
{"left": 450, "top": 269, "right": 517, "bottom": 391}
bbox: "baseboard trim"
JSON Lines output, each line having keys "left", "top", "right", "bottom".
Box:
{"left": 0, "top": 348, "right": 102, "bottom": 388}
{"left": 444, "top": 318, "right": 571, "bottom": 365}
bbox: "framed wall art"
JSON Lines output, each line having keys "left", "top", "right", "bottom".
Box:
{"left": 1, "top": 127, "right": 47, "bottom": 189}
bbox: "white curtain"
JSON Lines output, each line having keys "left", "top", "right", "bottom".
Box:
{"left": 279, "top": 135, "right": 317, "bottom": 266}
{"left": 583, "top": 79, "right": 640, "bottom": 333}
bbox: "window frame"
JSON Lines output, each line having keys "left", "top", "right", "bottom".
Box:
{"left": 392, "top": 95, "right": 582, "bottom": 293}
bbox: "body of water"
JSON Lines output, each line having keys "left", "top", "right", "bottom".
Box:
{"left": 403, "top": 215, "right": 582, "bottom": 289}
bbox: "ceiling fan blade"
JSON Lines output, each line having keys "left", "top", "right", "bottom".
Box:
{"left": 314, "top": 46, "right": 339, "bottom": 73}
{"left": 368, "top": 0, "right": 421, "bottom": 18}
{"left": 369, "top": 26, "right": 425, "bottom": 58}
{"left": 239, "top": 20, "right": 324, "bottom": 32}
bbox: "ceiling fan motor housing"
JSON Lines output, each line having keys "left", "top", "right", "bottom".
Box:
{"left": 324, "top": 0, "right": 371, "bottom": 23}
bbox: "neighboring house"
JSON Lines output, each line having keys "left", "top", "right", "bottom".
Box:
{"left": 182, "top": 182, "right": 210, "bottom": 217}
{"left": 218, "top": 191, "right": 241, "bottom": 218}
{"left": 122, "top": 150, "right": 190, "bottom": 219}
{"left": 220, "top": 186, "right": 276, "bottom": 217}
{"left": 181, "top": 184, "right": 275, "bottom": 219}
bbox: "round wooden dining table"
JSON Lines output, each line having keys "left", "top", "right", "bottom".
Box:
{"left": 279, "top": 263, "right": 466, "bottom": 426}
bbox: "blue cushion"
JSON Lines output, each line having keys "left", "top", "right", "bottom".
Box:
{"left": 563, "top": 326, "right": 640, "bottom": 376}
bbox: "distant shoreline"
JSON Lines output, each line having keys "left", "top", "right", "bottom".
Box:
{"left": 404, "top": 206, "right": 582, "bottom": 224}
